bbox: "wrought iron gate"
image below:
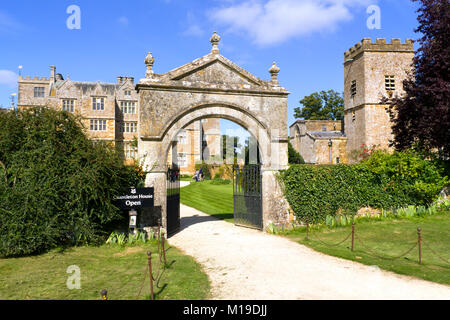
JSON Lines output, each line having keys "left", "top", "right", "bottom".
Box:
{"left": 166, "top": 167, "right": 180, "bottom": 236}
{"left": 233, "top": 165, "right": 263, "bottom": 230}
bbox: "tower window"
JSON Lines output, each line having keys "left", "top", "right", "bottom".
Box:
{"left": 352, "top": 111, "right": 356, "bottom": 122}
{"left": 34, "top": 87, "right": 45, "bottom": 98}
{"left": 350, "top": 80, "right": 356, "bottom": 98}
{"left": 385, "top": 75, "right": 395, "bottom": 91}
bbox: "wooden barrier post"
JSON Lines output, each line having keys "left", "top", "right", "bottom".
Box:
{"left": 417, "top": 227, "right": 422, "bottom": 265}
{"left": 351, "top": 223, "right": 355, "bottom": 251}
{"left": 147, "top": 251, "right": 154, "bottom": 300}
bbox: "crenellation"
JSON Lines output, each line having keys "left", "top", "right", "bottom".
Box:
{"left": 344, "top": 38, "right": 414, "bottom": 60}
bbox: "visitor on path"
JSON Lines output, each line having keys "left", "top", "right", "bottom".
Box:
{"left": 193, "top": 170, "right": 199, "bottom": 182}
{"left": 199, "top": 168, "right": 204, "bottom": 181}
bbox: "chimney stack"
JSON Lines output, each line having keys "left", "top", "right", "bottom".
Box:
{"left": 50, "top": 66, "right": 56, "bottom": 83}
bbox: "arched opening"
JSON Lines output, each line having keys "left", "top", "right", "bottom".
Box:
{"left": 162, "top": 109, "right": 266, "bottom": 235}
{"left": 166, "top": 118, "right": 263, "bottom": 172}
{"left": 160, "top": 103, "right": 271, "bottom": 169}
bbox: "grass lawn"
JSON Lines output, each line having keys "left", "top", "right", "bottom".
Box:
{"left": 0, "top": 242, "right": 210, "bottom": 300}
{"left": 180, "top": 180, "right": 234, "bottom": 223}
{"left": 284, "top": 210, "right": 450, "bottom": 285}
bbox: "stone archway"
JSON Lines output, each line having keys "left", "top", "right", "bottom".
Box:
{"left": 136, "top": 32, "right": 290, "bottom": 233}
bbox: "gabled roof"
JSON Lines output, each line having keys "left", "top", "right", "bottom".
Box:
{"left": 138, "top": 34, "right": 288, "bottom": 95}
{"left": 160, "top": 53, "right": 264, "bottom": 86}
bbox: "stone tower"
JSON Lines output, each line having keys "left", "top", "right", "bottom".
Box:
{"left": 343, "top": 38, "right": 414, "bottom": 161}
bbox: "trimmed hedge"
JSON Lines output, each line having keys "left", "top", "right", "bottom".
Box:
{"left": 280, "top": 151, "right": 448, "bottom": 224}
{"left": 0, "top": 108, "right": 143, "bottom": 257}
{"left": 288, "top": 141, "right": 305, "bottom": 164}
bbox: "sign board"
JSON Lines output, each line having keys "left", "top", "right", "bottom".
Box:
{"left": 114, "top": 188, "right": 154, "bottom": 210}
{"left": 129, "top": 215, "right": 137, "bottom": 227}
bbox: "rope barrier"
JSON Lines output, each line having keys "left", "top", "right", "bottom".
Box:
{"left": 308, "top": 229, "right": 353, "bottom": 247}
{"left": 354, "top": 233, "right": 418, "bottom": 261}
{"left": 422, "top": 240, "right": 450, "bottom": 265}
{"left": 136, "top": 263, "right": 149, "bottom": 300}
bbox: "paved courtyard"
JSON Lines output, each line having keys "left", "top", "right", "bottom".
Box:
{"left": 168, "top": 204, "right": 450, "bottom": 300}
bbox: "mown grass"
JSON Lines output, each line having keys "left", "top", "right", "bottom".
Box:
{"left": 0, "top": 242, "right": 210, "bottom": 300}
{"left": 284, "top": 210, "right": 450, "bottom": 285}
{"left": 180, "top": 180, "right": 234, "bottom": 223}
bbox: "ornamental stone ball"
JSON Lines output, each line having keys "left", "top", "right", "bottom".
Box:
{"left": 145, "top": 52, "right": 155, "bottom": 78}
{"left": 210, "top": 31, "right": 221, "bottom": 54}
{"left": 269, "top": 62, "right": 280, "bottom": 84}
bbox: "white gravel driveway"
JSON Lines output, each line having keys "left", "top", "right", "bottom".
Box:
{"left": 168, "top": 204, "right": 450, "bottom": 300}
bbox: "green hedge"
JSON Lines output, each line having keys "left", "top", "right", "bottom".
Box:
{"left": 280, "top": 150, "right": 448, "bottom": 224}
{"left": 0, "top": 108, "right": 143, "bottom": 257}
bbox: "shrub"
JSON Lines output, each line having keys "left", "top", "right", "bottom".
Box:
{"left": 195, "top": 162, "right": 212, "bottom": 180}
{"left": 280, "top": 150, "right": 447, "bottom": 224}
{"left": 0, "top": 108, "right": 143, "bottom": 257}
{"left": 288, "top": 141, "right": 305, "bottom": 164}
{"left": 210, "top": 178, "right": 231, "bottom": 185}
{"left": 363, "top": 149, "right": 448, "bottom": 205}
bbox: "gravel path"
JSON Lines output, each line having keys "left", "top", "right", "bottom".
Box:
{"left": 168, "top": 204, "right": 450, "bottom": 300}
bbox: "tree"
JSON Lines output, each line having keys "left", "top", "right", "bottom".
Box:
{"left": 386, "top": 0, "right": 450, "bottom": 156}
{"left": 243, "top": 137, "right": 261, "bottom": 165}
{"left": 221, "top": 134, "right": 241, "bottom": 164}
{"left": 0, "top": 107, "right": 143, "bottom": 256}
{"left": 288, "top": 142, "right": 305, "bottom": 164}
{"left": 294, "top": 90, "right": 344, "bottom": 120}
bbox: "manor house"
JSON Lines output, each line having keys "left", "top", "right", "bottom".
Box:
{"left": 17, "top": 67, "right": 220, "bottom": 174}
{"left": 290, "top": 38, "right": 415, "bottom": 164}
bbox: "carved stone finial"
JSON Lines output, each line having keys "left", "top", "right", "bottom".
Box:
{"left": 145, "top": 52, "right": 155, "bottom": 78}
{"left": 269, "top": 62, "right": 280, "bottom": 84}
{"left": 210, "top": 31, "right": 221, "bottom": 54}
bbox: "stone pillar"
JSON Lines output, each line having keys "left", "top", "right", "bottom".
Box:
{"left": 261, "top": 169, "right": 290, "bottom": 230}
{"left": 139, "top": 140, "right": 167, "bottom": 232}
{"left": 145, "top": 171, "right": 167, "bottom": 232}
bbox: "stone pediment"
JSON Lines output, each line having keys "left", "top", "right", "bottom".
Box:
{"left": 138, "top": 32, "right": 288, "bottom": 94}
{"left": 166, "top": 55, "right": 262, "bottom": 86}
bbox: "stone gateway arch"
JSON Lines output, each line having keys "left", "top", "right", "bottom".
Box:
{"left": 137, "top": 32, "right": 290, "bottom": 234}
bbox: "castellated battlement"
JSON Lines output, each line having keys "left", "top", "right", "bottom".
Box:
{"left": 344, "top": 38, "right": 414, "bottom": 60}
{"left": 19, "top": 76, "right": 49, "bottom": 82}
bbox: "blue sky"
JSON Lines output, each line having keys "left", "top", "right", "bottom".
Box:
{"left": 0, "top": 0, "right": 420, "bottom": 137}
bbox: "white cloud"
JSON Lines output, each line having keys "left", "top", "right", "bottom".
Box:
{"left": 183, "top": 24, "right": 205, "bottom": 37}
{"left": 117, "top": 16, "right": 129, "bottom": 26}
{"left": 0, "top": 11, "right": 23, "bottom": 33}
{"left": 182, "top": 12, "right": 205, "bottom": 37}
{"left": 210, "top": 0, "right": 374, "bottom": 46}
{"left": 0, "top": 70, "right": 18, "bottom": 89}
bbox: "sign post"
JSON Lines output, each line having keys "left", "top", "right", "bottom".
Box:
{"left": 113, "top": 188, "right": 155, "bottom": 234}
{"left": 129, "top": 209, "right": 137, "bottom": 234}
